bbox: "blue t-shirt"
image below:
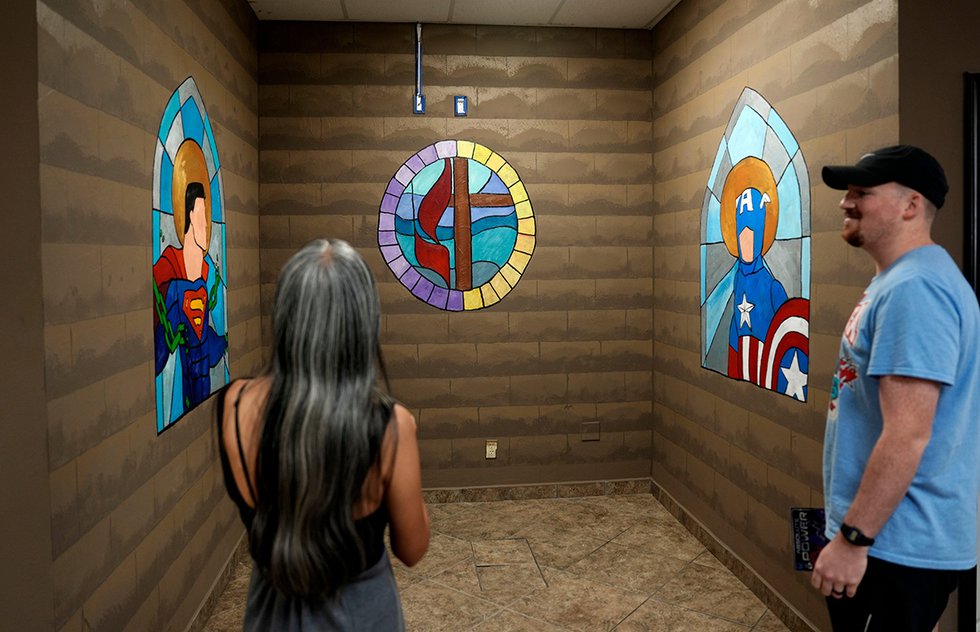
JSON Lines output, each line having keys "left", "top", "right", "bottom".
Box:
{"left": 823, "top": 245, "right": 980, "bottom": 570}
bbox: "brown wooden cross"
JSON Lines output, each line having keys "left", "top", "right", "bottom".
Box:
{"left": 449, "top": 157, "right": 514, "bottom": 290}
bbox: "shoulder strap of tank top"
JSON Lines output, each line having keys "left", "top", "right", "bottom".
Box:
{"left": 233, "top": 381, "right": 258, "bottom": 504}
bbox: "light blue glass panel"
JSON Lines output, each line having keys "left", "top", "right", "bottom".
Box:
{"left": 703, "top": 263, "right": 737, "bottom": 357}
{"left": 181, "top": 99, "right": 204, "bottom": 145}
{"left": 775, "top": 164, "right": 802, "bottom": 239}
{"left": 728, "top": 109, "right": 767, "bottom": 164}
{"left": 706, "top": 194, "right": 723, "bottom": 243}
{"left": 768, "top": 109, "right": 799, "bottom": 157}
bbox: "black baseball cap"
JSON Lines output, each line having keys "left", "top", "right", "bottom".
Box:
{"left": 821, "top": 145, "right": 948, "bottom": 209}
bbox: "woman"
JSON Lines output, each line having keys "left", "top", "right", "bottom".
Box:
{"left": 216, "top": 239, "right": 429, "bottom": 630}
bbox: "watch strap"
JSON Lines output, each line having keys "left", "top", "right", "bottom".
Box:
{"left": 840, "top": 522, "right": 875, "bottom": 546}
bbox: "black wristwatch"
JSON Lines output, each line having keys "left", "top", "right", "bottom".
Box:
{"left": 840, "top": 522, "right": 875, "bottom": 546}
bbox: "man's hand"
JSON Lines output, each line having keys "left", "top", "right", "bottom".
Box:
{"left": 810, "top": 534, "right": 868, "bottom": 599}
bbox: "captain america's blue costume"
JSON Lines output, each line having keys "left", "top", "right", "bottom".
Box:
{"left": 728, "top": 187, "right": 808, "bottom": 390}
{"left": 729, "top": 188, "right": 787, "bottom": 345}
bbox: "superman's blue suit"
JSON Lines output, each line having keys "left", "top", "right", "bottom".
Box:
{"left": 154, "top": 246, "right": 227, "bottom": 413}
{"left": 728, "top": 187, "right": 788, "bottom": 381}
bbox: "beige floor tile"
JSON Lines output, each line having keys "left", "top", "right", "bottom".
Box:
{"left": 395, "top": 532, "right": 473, "bottom": 578}
{"left": 692, "top": 550, "right": 728, "bottom": 571}
{"left": 200, "top": 495, "right": 784, "bottom": 632}
{"left": 752, "top": 609, "right": 792, "bottom": 631}
{"left": 400, "top": 579, "right": 501, "bottom": 632}
{"left": 468, "top": 608, "right": 570, "bottom": 631}
{"left": 564, "top": 541, "right": 689, "bottom": 595}
{"left": 431, "top": 500, "right": 546, "bottom": 541}
{"left": 532, "top": 499, "right": 637, "bottom": 541}
{"left": 472, "top": 537, "right": 535, "bottom": 565}
{"left": 517, "top": 522, "right": 608, "bottom": 569}
{"left": 655, "top": 563, "right": 767, "bottom": 626}
{"left": 613, "top": 598, "right": 752, "bottom": 631}
{"left": 509, "top": 568, "right": 647, "bottom": 631}
{"left": 612, "top": 516, "right": 706, "bottom": 562}
{"left": 430, "top": 557, "right": 547, "bottom": 606}
{"left": 578, "top": 494, "right": 674, "bottom": 521}
{"left": 391, "top": 555, "right": 426, "bottom": 590}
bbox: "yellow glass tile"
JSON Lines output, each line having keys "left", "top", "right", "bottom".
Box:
{"left": 501, "top": 263, "right": 521, "bottom": 286}
{"left": 472, "top": 143, "right": 492, "bottom": 164}
{"left": 490, "top": 274, "right": 511, "bottom": 298}
{"left": 463, "top": 289, "right": 483, "bottom": 310}
{"left": 497, "top": 164, "right": 519, "bottom": 186}
{"left": 515, "top": 200, "right": 533, "bottom": 219}
{"left": 486, "top": 152, "right": 505, "bottom": 172}
{"left": 509, "top": 251, "right": 531, "bottom": 273}
{"left": 480, "top": 283, "right": 500, "bottom": 307}
{"left": 515, "top": 233, "right": 535, "bottom": 254}
{"left": 518, "top": 217, "right": 536, "bottom": 235}
{"left": 456, "top": 140, "right": 475, "bottom": 159}
{"left": 510, "top": 181, "right": 528, "bottom": 203}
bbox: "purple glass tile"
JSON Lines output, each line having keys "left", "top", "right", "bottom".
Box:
{"left": 378, "top": 231, "right": 397, "bottom": 246}
{"left": 386, "top": 179, "right": 406, "bottom": 197}
{"left": 406, "top": 154, "right": 425, "bottom": 173}
{"left": 380, "top": 245, "right": 401, "bottom": 263}
{"left": 401, "top": 268, "right": 421, "bottom": 287}
{"left": 447, "top": 291, "right": 464, "bottom": 311}
{"left": 390, "top": 256, "right": 410, "bottom": 278}
{"left": 380, "top": 194, "right": 398, "bottom": 214}
{"left": 378, "top": 213, "right": 395, "bottom": 230}
{"left": 395, "top": 165, "right": 414, "bottom": 186}
{"left": 435, "top": 140, "right": 457, "bottom": 159}
{"left": 412, "top": 277, "right": 434, "bottom": 301}
{"left": 429, "top": 286, "right": 449, "bottom": 309}
{"left": 418, "top": 145, "right": 438, "bottom": 164}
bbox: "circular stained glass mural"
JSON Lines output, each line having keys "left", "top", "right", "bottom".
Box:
{"left": 378, "top": 140, "right": 535, "bottom": 311}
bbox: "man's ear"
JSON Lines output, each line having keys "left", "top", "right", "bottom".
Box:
{"left": 901, "top": 190, "right": 923, "bottom": 220}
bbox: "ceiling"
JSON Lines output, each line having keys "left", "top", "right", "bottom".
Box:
{"left": 247, "top": 0, "right": 681, "bottom": 30}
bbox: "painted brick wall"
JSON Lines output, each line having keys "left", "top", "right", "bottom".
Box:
{"left": 650, "top": 0, "right": 898, "bottom": 626}
{"left": 258, "top": 23, "right": 655, "bottom": 488}
{"left": 36, "top": 0, "right": 260, "bottom": 629}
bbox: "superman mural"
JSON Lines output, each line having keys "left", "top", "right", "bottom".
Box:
{"left": 701, "top": 88, "right": 810, "bottom": 401}
{"left": 152, "top": 77, "right": 229, "bottom": 432}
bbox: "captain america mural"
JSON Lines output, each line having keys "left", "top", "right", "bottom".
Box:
{"left": 701, "top": 88, "right": 810, "bottom": 401}
{"left": 152, "top": 77, "right": 229, "bottom": 432}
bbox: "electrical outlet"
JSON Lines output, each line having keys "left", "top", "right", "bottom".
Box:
{"left": 581, "top": 421, "right": 600, "bottom": 442}
{"left": 485, "top": 440, "right": 498, "bottom": 459}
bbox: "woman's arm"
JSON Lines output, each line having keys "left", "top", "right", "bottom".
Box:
{"left": 385, "top": 405, "right": 430, "bottom": 566}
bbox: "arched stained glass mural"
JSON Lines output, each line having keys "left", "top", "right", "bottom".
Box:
{"left": 152, "top": 76, "right": 229, "bottom": 433}
{"left": 701, "top": 88, "right": 810, "bottom": 402}
{"left": 379, "top": 140, "right": 535, "bottom": 310}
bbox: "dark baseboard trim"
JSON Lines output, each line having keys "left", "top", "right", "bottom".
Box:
{"left": 185, "top": 532, "right": 250, "bottom": 632}
{"left": 422, "top": 477, "right": 652, "bottom": 503}
{"left": 650, "top": 480, "right": 819, "bottom": 632}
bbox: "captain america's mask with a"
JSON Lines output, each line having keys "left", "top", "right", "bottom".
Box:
{"left": 735, "top": 187, "right": 770, "bottom": 264}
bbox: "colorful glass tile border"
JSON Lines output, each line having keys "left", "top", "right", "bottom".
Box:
{"left": 379, "top": 140, "right": 535, "bottom": 311}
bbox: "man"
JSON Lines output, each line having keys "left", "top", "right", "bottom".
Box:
{"left": 811, "top": 145, "right": 980, "bottom": 631}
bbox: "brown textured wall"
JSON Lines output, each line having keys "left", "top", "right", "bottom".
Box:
{"left": 651, "top": 0, "right": 898, "bottom": 627}
{"left": 36, "top": 0, "right": 261, "bottom": 629}
{"left": 258, "top": 23, "right": 655, "bottom": 488}
{"left": 899, "top": 0, "right": 980, "bottom": 266}
{"left": 0, "top": 1, "right": 53, "bottom": 629}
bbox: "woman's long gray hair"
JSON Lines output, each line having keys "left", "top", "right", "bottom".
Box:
{"left": 250, "top": 239, "right": 392, "bottom": 598}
